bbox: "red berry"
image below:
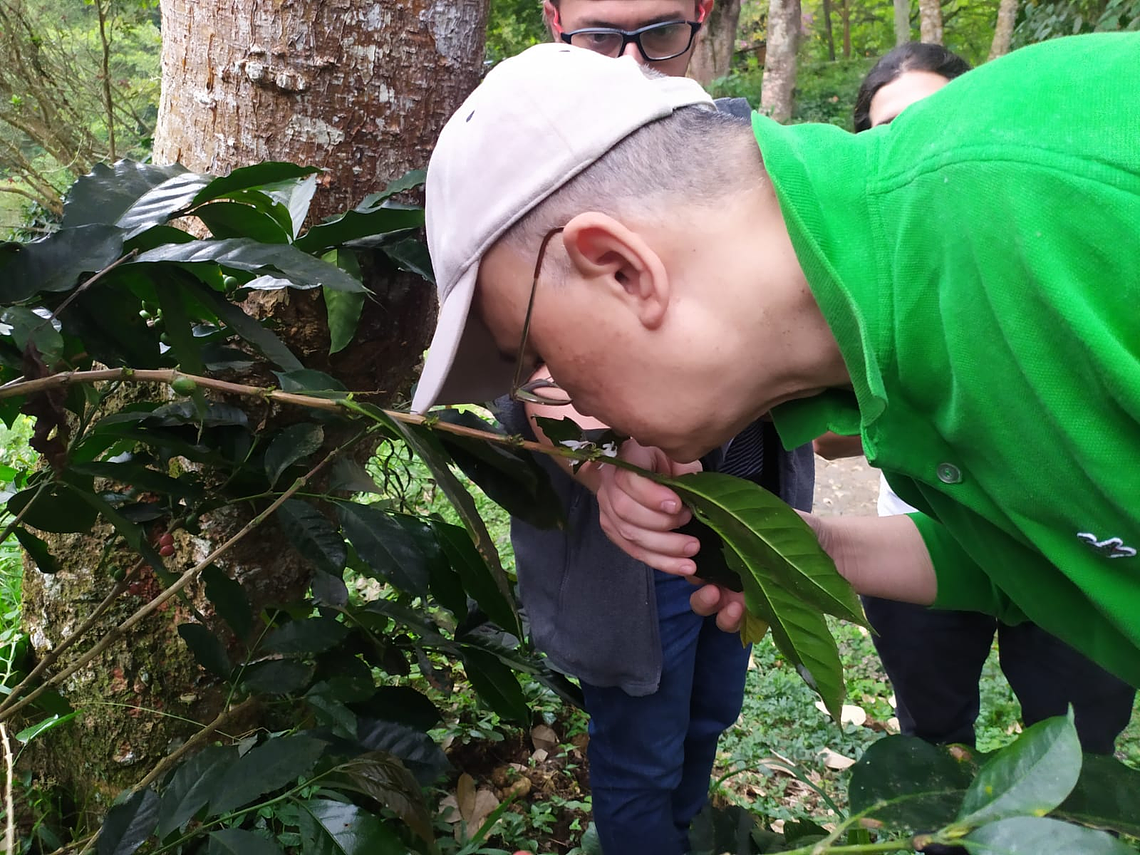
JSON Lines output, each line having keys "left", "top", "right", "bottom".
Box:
{"left": 159, "top": 544, "right": 175, "bottom": 557}
{"left": 159, "top": 533, "right": 174, "bottom": 547}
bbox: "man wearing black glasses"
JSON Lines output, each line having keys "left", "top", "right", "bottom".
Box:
{"left": 488, "top": 4, "right": 816, "bottom": 853}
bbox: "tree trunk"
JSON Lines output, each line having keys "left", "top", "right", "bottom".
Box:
{"left": 760, "top": 0, "right": 801, "bottom": 122}
{"left": 822, "top": 0, "right": 837, "bottom": 62}
{"left": 988, "top": 0, "right": 1018, "bottom": 59}
{"left": 894, "top": 0, "right": 912, "bottom": 45}
{"left": 689, "top": 0, "right": 743, "bottom": 85}
{"left": 919, "top": 0, "right": 944, "bottom": 44}
{"left": 25, "top": 0, "right": 489, "bottom": 801}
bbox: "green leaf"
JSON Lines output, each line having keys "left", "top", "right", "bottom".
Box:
{"left": 3, "top": 306, "right": 64, "bottom": 364}
{"left": 178, "top": 624, "right": 232, "bottom": 679}
{"left": 274, "top": 368, "right": 348, "bottom": 394}
{"left": 393, "top": 421, "right": 517, "bottom": 632}
{"left": 133, "top": 238, "right": 367, "bottom": 292}
{"left": 63, "top": 161, "right": 189, "bottom": 228}
{"left": 306, "top": 690, "right": 358, "bottom": 736}
{"left": 432, "top": 520, "right": 518, "bottom": 636}
{"left": 296, "top": 798, "right": 405, "bottom": 855}
{"left": 70, "top": 462, "right": 204, "bottom": 501}
{"left": 265, "top": 423, "right": 324, "bottom": 488}
{"left": 194, "top": 284, "right": 302, "bottom": 371}
{"left": 460, "top": 647, "right": 529, "bottom": 724}
{"left": 241, "top": 659, "right": 315, "bottom": 695}
{"left": 1, "top": 224, "right": 125, "bottom": 302}
{"left": 97, "top": 788, "right": 160, "bottom": 855}
{"left": 8, "top": 483, "right": 98, "bottom": 533}
{"left": 360, "top": 686, "right": 442, "bottom": 732}
{"left": 663, "top": 471, "right": 865, "bottom": 625}
{"left": 263, "top": 174, "right": 319, "bottom": 239}
{"left": 293, "top": 206, "right": 424, "bottom": 256}
{"left": 194, "top": 201, "right": 292, "bottom": 244}
{"left": 207, "top": 828, "right": 285, "bottom": 855}
{"left": 373, "top": 168, "right": 427, "bottom": 201}
{"left": 355, "top": 718, "right": 450, "bottom": 786}
{"left": 190, "top": 163, "right": 321, "bottom": 208}
{"left": 395, "top": 514, "right": 466, "bottom": 619}
{"left": 155, "top": 277, "right": 206, "bottom": 377}
{"left": 117, "top": 173, "right": 212, "bottom": 235}
{"left": 328, "top": 752, "right": 435, "bottom": 848}
{"left": 848, "top": 736, "right": 974, "bottom": 832}
{"left": 338, "top": 503, "right": 429, "bottom": 596}
{"left": 157, "top": 744, "right": 238, "bottom": 837}
{"left": 434, "top": 409, "right": 563, "bottom": 530}
{"left": 264, "top": 617, "right": 348, "bottom": 657}
{"left": 275, "top": 499, "right": 347, "bottom": 575}
{"left": 956, "top": 712, "right": 1082, "bottom": 828}
{"left": 328, "top": 458, "right": 381, "bottom": 495}
{"left": 208, "top": 734, "right": 327, "bottom": 815}
{"left": 1055, "top": 753, "right": 1140, "bottom": 837}
{"left": 961, "top": 816, "right": 1136, "bottom": 854}
{"left": 324, "top": 278, "right": 365, "bottom": 355}
{"left": 14, "top": 528, "right": 61, "bottom": 574}
{"left": 14, "top": 711, "right": 78, "bottom": 743}
{"left": 734, "top": 548, "right": 846, "bottom": 719}
{"left": 202, "top": 565, "right": 252, "bottom": 638}
{"left": 380, "top": 237, "right": 434, "bottom": 283}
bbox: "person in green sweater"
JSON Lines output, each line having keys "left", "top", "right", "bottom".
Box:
{"left": 411, "top": 32, "right": 1140, "bottom": 687}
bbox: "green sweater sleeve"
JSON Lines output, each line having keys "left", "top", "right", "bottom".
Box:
{"left": 908, "top": 512, "right": 1013, "bottom": 619}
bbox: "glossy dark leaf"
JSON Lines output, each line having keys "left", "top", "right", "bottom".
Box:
{"left": 207, "top": 828, "right": 285, "bottom": 855}
{"left": 157, "top": 744, "right": 238, "bottom": 837}
{"left": 60, "top": 281, "right": 165, "bottom": 369}
{"left": 208, "top": 734, "right": 327, "bottom": 815}
{"left": 194, "top": 284, "right": 302, "bottom": 371}
{"left": 293, "top": 205, "right": 424, "bottom": 255}
{"left": 1055, "top": 753, "right": 1140, "bottom": 836}
{"left": 8, "top": 482, "right": 98, "bottom": 533}
{"left": 296, "top": 798, "right": 405, "bottom": 855}
{"left": 202, "top": 565, "right": 252, "bottom": 638}
{"left": 313, "top": 650, "right": 376, "bottom": 702}
{"left": 70, "top": 462, "right": 204, "bottom": 501}
{"left": 241, "top": 659, "right": 315, "bottom": 695}
{"left": 688, "top": 803, "right": 760, "bottom": 855}
{"left": 434, "top": 409, "right": 563, "bottom": 530}
{"left": 265, "top": 423, "right": 324, "bottom": 488}
{"left": 97, "top": 787, "right": 160, "bottom": 855}
{"left": 154, "top": 278, "right": 206, "bottom": 376}
{"left": 274, "top": 368, "right": 348, "bottom": 394}
{"left": 962, "top": 816, "right": 1136, "bottom": 854}
{"left": 63, "top": 161, "right": 189, "bottom": 228}
{"left": 264, "top": 616, "right": 348, "bottom": 657}
{"left": 311, "top": 569, "right": 349, "bottom": 609}
{"left": 956, "top": 712, "right": 1082, "bottom": 827}
{"left": 133, "top": 238, "right": 366, "bottom": 292}
{"left": 194, "top": 201, "right": 291, "bottom": 244}
{"left": 306, "top": 691, "right": 358, "bottom": 736}
{"left": 849, "top": 736, "right": 974, "bottom": 832}
{"left": 432, "top": 520, "right": 517, "bottom": 636}
{"left": 117, "top": 173, "right": 212, "bottom": 235}
{"left": 3, "top": 306, "right": 63, "bottom": 364}
{"left": 328, "top": 458, "right": 381, "bottom": 495}
{"left": 372, "top": 168, "right": 426, "bottom": 201}
{"left": 396, "top": 514, "right": 466, "bottom": 619}
{"left": 394, "top": 422, "right": 517, "bottom": 632}
{"left": 263, "top": 174, "right": 319, "bottom": 239}
{"left": 460, "top": 647, "right": 529, "bottom": 724}
{"left": 663, "top": 472, "right": 865, "bottom": 625}
{"left": 276, "top": 499, "right": 347, "bottom": 575}
{"left": 329, "top": 751, "right": 434, "bottom": 847}
{"left": 191, "top": 163, "right": 321, "bottom": 208}
{"left": 338, "top": 502, "right": 429, "bottom": 596}
{"left": 379, "top": 236, "right": 434, "bottom": 283}
{"left": 356, "top": 718, "right": 450, "bottom": 786}
{"left": 178, "top": 624, "right": 232, "bottom": 679}
{"left": 354, "top": 686, "right": 442, "bottom": 732}
{"left": 14, "top": 527, "right": 61, "bottom": 574}
{"left": 325, "top": 284, "right": 365, "bottom": 355}
{"left": 1, "top": 224, "right": 125, "bottom": 303}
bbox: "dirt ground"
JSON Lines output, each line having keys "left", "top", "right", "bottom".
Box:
{"left": 811, "top": 454, "right": 881, "bottom": 517}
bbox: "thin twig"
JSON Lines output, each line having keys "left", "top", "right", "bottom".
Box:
{"left": 0, "top": 432, "right": 363, "bottom": 723}
{"left": 46, "top": 250, "right": 139, "bottom": 324}
{"left": 1, "top": 723, "right": 12, "bottom": 855}
{"left": 132, "top": 696, "right": 257, "bottom": 792}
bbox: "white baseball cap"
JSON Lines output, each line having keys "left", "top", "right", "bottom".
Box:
{"left": 410, "top": 43, "right": 714, "bottom": 413}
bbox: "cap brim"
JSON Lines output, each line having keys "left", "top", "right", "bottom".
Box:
{"left": 410, "top": 265, "right": 516, "bottom": 413}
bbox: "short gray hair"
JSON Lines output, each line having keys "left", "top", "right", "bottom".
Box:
{"left": 502, "top": 105, "right": 760, "bottom": 259}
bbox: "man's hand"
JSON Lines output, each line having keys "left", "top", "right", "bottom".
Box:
{"left": 690, "top": 582, "right": 747, "bottom": 632}
{"left": 596, "top": 440, "right": 703, "bottom": 576}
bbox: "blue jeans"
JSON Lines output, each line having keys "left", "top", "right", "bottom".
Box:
{"left": 862, "top": 597, "right": 1135, "bottom": 753}
{"left": 580, "top": 571, "right": 751, "bottom": 855}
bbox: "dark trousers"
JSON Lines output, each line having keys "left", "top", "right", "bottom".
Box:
{"left": 581, "top": 571, "right": 750, "bottom": 855}
{"left": 862, "top": 597, "right": 1135, "bottom": 753}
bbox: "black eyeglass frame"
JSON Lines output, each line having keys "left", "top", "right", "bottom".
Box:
{"left": 509, "top": 227, "right": 573, "bottom": 407}
{"left": 558, "top": 20, "right": 702, "bottom": 62}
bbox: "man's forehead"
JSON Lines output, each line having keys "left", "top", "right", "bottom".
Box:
{"left": 557, "top": 0, "right": 698, "bottom": 27}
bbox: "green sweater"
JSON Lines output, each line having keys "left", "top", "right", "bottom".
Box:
{"left": 760, "top": 33, "right": 1140, "bottom": 686}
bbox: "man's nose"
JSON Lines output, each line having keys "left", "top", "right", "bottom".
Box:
{"left": 621, "top": 39, "right": 644, "bottom": 64}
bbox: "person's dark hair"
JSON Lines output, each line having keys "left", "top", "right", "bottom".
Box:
{"left": 852, "top": 42, "right": 971, "bottom": 132}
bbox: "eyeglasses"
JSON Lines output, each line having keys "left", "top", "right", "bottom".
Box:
{"left": 558, "top": 20, "right": 702, "bottom": 62}
{"left": 509, "top": 227, "right": 574, "bottom": 406}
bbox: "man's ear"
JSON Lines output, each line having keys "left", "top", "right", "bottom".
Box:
{"left": 697, "top": 0, "right": 714, "bottom": 23}
{"left": 543, "top": 0, "right": 560, "bottom": 35}
{"left": 561, "top": 212, "right": 670, "bottom": 329}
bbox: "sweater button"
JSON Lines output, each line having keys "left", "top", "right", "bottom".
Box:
{"left": 937, "top": 462, "right": 962, "bottom": 484}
